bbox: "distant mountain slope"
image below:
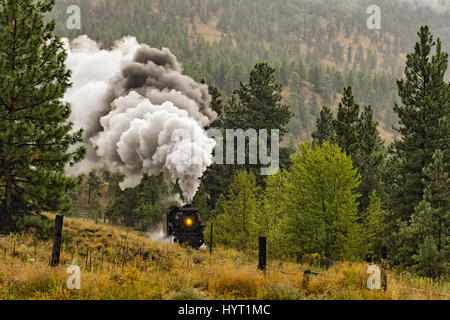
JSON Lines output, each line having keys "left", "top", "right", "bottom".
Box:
{"left": 49, "top": 0, "right": 450, "bottom": 141}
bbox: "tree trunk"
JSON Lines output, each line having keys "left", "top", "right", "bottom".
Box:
{"left": 0, "top": 209, "right": 14, "bottom": 235}
{"left": 1, "top": 161, "right": 15, "bottom": 235}
{"left": 1, "top": 13, "right": 18, "bottom": 236}
{"left": 88, "top": 183, "right": 92, "bottom": 205}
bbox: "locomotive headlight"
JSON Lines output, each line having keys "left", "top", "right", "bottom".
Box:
{"left": 185, "top": 218, "right": 193, "bottom": 227}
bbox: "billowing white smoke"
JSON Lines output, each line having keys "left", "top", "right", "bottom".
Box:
{"left": 63, "top": 35, "right": 217, "bottom": 202}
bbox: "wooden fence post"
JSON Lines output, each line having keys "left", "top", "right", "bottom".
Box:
{"left": 50, "top": 215, "right": 64, "bottom": 267}
{"left": 101, "top": 247, "right": 104, "bottom": 269}
{"left": 303, "top": 270, "right": 311, "bottom": 289}
{"left": 209, "top": 223, "right": 213, "bottom": 255}
{"left": 258, "top": 236, "right": 266, "bottom": 271}
{"left": 381, "top": 247, "right": 388, "bottom": 291}
{"left": 85, "top": 248, "right": 89, "bottom": 269}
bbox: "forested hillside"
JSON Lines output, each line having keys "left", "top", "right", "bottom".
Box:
{"left": 48, "top": 0, "right": 450, "bottom": 141}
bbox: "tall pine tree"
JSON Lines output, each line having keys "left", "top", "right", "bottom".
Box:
{"left": 356, "top": 106, "right": 385, "bottom": 211}
{"left": 223, "top": 62, "right": 292, "bottom": 136}
{"left": 313, "top": 88, "right": 385, "bottom": 213}
{"left": 0, "top": 0, "right": 85, "bottom": 234}
{"left": 389, "top": 26, "right": 449, "bottom": 222}
{"left": 204, "top": 63, "right": 293, "bottom": 209}
{"left": 333, "top": 86, "right": 360, "bottom": 158}
{"left": 394, "top": 150, "right": 449, "bottom": 276}
{"left": 311, "top": 105, "right": 335, "bottom": 146}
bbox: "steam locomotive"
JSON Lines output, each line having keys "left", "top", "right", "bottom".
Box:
{"left": 165, "top": 205, "right": 205, "bottom": 249}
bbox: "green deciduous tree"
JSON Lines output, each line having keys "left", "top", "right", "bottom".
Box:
{"left": 0, "top": 0, "right": 85, "bottom": 234}
{"left": 276, "top": 142, "right": 363, "bottom": 262}
{"left": 213, "top": 170, "right": 262, "bottom": 251}
{"left": 260, "top": 169, "right": 290, "bottom": 258}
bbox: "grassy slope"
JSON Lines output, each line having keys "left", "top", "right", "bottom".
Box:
{"left": 0, "top": 214, "right": 448, "bottom": 300}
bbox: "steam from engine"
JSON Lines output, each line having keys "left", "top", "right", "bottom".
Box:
{"left": 63, "top": 36, "right": 217, "bottom": 202}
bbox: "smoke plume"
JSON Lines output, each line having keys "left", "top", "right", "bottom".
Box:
{"left": 63, "top": 35, "right": 217, "bottom": 202}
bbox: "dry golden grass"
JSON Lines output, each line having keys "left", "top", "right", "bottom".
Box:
{"left": 0, "top": 213, "right": 448, "bottom": 300}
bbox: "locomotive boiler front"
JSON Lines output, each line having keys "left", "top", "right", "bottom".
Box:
{"left": 166, "top": 205, "right": 205, "bottom": 249}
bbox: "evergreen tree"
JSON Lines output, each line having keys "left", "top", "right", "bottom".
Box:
{"left": 413, "top": 236, "right": 446, "bottom": 279}
{"left": 311, "top": 106, "right": 335, "bottom": 146}
{"left": 394, "top": 150, "right": 449, "bottom": 277}
{"left": 65, "top": 177, "right": 82, "bottom": 216}
{"left": 361, "top": 191, "right": 386, "bottom": 259}
{"left": 105, "top": 174, "right": 171, "bottom": 229}
{"left": 309, "top": 65, "right": 322, "bottom": 94}
{"left": 204, "top": 63, "right": 293, "bottom": 209}
{"left": 347, "top": 46, "right": 353, "bottom": 65}
{"left": 192, "top": 183, "right": 211, "bottom": 222}
{"left": 355, "top": 106, "right": 385, "bottom": 211}
{"left": 289, "top": 72, "right": 304, "bottom": 93}
{"left": 87, "top": 191, "right": 102, "bottom": 224}
{"left": 201, "top": 84, "right": 236, "bottom": 209}
{"left": 87, "top": 170, "right": 103, "bottom": 205}
{"left": 223, "top": 62, "right": 292, "bottom": 137}
{"left": 201, "top": 164, "right": 237, "bottom": 211}
{"left": 0, "top": 0, "right": 85, "bottom": 234}
{"left": 313, "top": 89, "right": 384, "bottom": 213}
{"left": 333, "top": 87, "right": 360, "bottom": 158}
{"left": 389, "top": 26, "right": 450, "bottom": 222}
{"left": 207, "top": 85, "right": 223, "bottom": 128}
{"left": 309, "top": 95, "right": 320, "bottom": 119}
